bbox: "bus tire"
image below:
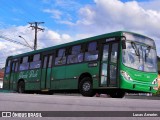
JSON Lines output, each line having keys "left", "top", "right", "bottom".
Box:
{"left": 18, "top": 81, "right": 25, "bottom": 93}
{"left": 109, "top": 91, "right": 125, "bottom": 98}
{"left": 79, "top": 77, "right": 95, "bottom": 97}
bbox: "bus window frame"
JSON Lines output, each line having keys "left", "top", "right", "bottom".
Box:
{"left": 41, "top": 50, "right": 55, "bottom": 68}
{"left": 54, "top": 48, "right": 67, "bottom": 66}
{"left": 29, "top": 53, "right": 42, "bottom": 70}
{"left": 19, "top": 56, "right": 29, "bottom": 71}
{"left": 84, "top": 41, "right": 99, "bottom": 62}
{"left": 5, "top": 59, "right": 12, "bottom": 74}
{"left": 67, "top": 44, "right": 84, "bottom": 65}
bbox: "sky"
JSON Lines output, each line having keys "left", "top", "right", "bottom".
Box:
{"left": 0, "top": 0, "right": 160, "bottom": 68}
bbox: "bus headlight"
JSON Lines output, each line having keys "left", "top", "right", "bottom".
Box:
{"left": 120, "top": 70, "right": 133, "bottom": 81}
{"left": 152, "top": 78, "right": 158, "bottom": 85}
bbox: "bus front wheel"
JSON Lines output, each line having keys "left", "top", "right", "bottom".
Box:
{"left": 17, "top": 81, "right": 25, "bottom": 93}
{"left": 79, "top": 77, "right": 95, "bottom": 97}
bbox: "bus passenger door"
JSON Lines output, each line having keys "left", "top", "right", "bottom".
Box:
{"left": 9, "top": 60, "right": 19, "bottom": 90}
{"left": 10, "top": 61, "right": 16, "bottom": 90}
{"left": 100, "top": 41, "right": 120, "bottom": 87}
{"left": 41, "top": 54, "right": 53, "bottom": 90}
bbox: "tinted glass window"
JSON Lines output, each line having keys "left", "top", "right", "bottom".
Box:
{"left": 110, "top": 65, "right": 117, "bottom": 85}
{"left": 88, "top": 42, "right": 97, "bottom": 51}
{"left": 85, "top": 42, "right": 98, "bottom": 61}
{"left": 19, "top": 63, "right": 29, "bottom": 71}
{"left": 55, "top": 49, "right": 66, "bottom": 65}
{"left": 55, "top": 57, "right": 66, "bottom": 65}
{"left": 102, "top": 45, "right": 109, "bottom": 61}
{"left": 72, "top": 45, "right": 81, "bottom": 55}
{"left": 67, "top": 45, "right": 83, "bottom": 64}
{"left": 5, "top": 60, "right": 11, "bottom": 74}
{"left": 101, "top": 63, "right": 108, "bottom": 85}
{"left": 30, "top": 61, "right": 41, "bottom": 69}
{"left": 23, "top": 56, "right": 28, "bottom": 63}
{"left": 33, "top": 54, "right": 40, "bottom": 61}
{"left": 58, "top": 49, "right": 65, "bottom": 57}
{"left": 111, "top": 43, "right": 118, "bottom": 63}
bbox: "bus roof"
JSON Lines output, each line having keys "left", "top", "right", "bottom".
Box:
{"left": 9, "top": 31, "right": 153, "bottom": 59}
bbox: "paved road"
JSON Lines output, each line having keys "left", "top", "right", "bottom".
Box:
{"left": 0, "top": 93, "right": 160, "bottom": 120}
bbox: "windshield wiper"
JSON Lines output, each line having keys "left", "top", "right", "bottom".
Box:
{"left": 131, "top": 42, "right": 140, "bottom": 62}
{"left": 131, "top": 42, "right": 140, "bottom": 56}
{"left": 145, "top": 46, "right": 151, "bottom": 62}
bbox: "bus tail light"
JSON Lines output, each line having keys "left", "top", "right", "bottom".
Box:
{"left": 120, "top": 70, "right": 133, "bottom": 81}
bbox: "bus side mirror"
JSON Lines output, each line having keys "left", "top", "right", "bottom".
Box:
{"left": 122, "top": 40, "right": 126, "bottom": 49}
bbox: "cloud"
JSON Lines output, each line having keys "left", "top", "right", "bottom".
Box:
{"left": 43, "top": 9, "right": 62, "bottom": 19}
{"left": 0, "top": 25, "right": 72, "bottom": 68}
{"left": 54, "top": 0, "right": 82, "bottom": 11}
{"left": 74, "top": 0, "right": 160, "bottom": 36}
{"left": 1, "top": 0, "right": 160, "bottom": 68}
{"left": 63, "top": 0, "right": 160, "bottom": 55}
{"left": 139, "top": 0, "right": 160, "bottom": 11}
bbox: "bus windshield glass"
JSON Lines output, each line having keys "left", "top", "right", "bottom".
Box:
{"left": 122, "top": 33, "right": 157, "bottom": 72}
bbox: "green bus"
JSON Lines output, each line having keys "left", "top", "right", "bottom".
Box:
{"left": 3, "top": 31, "right": 158, "bottom": 98}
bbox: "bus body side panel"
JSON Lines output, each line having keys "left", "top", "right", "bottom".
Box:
{"left": 3, "top": 74, "right": 10, "bottom": 90}
{"left": 51, "top": 62, "right": 99, "bottom": 90}
{"left": 18, "top": 69, "right": 41, "bottom": 90}
{"left": 66, "top": 62, "right": 99, "bottom": 89}
{"left": 51, "top": 66, "right": 66, "bottom": 89}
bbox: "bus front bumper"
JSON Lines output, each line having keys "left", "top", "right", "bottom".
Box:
{"left": 121, "top": 79, "right": 158, "bottom": 93}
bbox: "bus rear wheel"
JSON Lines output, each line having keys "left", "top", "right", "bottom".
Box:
{"left": 109, "top": 91, "right": 125, "bottom": 98}
{"left": 79, "top": 77, "right": 95, "bottom": 97}
{"left": 17, "top": 81, "right": 25, "bottom": 93}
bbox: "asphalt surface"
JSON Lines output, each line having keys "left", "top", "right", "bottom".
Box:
{"left": 0, "top": 93, "right": 160, "bottom": 120}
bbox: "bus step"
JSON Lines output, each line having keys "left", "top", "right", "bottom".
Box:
{"left": 41, "top": 89, "right": 49, "bottom": 92}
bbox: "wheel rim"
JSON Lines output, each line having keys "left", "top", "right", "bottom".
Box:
{"left": 82, "top": 82, "right": 91, "bottom": 92}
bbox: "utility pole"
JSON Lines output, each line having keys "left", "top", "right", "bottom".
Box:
{"left": 28, "top": 22, "right": 44, "bottom": 50}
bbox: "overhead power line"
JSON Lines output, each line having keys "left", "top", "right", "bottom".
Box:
{"left": 28, "top": 22, "right": 44, "bottom": 50}
{"left": 0, "top": 35, "right": 33, "bottom": 49}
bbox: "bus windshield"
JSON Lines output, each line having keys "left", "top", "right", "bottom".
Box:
{"left": 122, "top": 41, "right": 157, "bottom": 72}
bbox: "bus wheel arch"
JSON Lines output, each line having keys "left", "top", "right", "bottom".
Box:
{"left": 17, "top": 79, "right": 25, "bottom": 93}
{"left": 78, "top": 73, "right": 95, "bottom": 97}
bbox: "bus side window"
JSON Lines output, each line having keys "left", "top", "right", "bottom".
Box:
{"left": 85, "top": 42, "right": 98, "bottom": 61}
{"left": 5, "top": 60, "right": 11, "bottom": 74}
{"left": 29, "top": 54, "right": 41, "bottom": 69}
{"left": 19, "top": 56, "right": 29, "bottom": 71}
{"left": 55, "top": 48, "right": 66, "bottom": 65}
{"left": 67, "top": 45, "right": 83, "bottom": 64}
